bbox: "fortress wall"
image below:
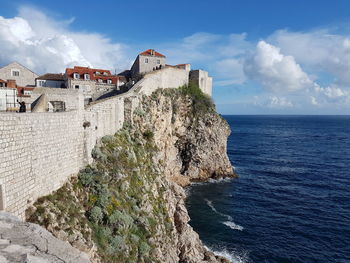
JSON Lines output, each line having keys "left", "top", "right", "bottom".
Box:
{"left": 132, "top": 67, "right": 189, "bottom": 96}
{"left": 83, "top": 96, "right": 125, "bottom": 164}
{"left": 0, "top": 111, "right": 84, "bottom": 218}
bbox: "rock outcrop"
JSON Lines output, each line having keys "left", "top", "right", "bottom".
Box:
{"left": 0, "top": 211, "right": 89, "bottom": 263}
{"left": 25, "top": 86, "right": 235, "bottom": 263}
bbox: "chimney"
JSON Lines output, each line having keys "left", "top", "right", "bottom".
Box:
{"left": 150, "top": 49, "right": 155, "bottom": 56}
{"left": 7, "top": 80, "right": 16, "bottom": 89}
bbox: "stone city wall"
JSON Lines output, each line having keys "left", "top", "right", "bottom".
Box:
{"left": 0, "top": 67, "right": 192, "bottom": 218}
{"left": 0, "top": 111, "right": 84, "bottom": 218}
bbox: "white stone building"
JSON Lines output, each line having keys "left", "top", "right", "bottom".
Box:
{"left": 131, "top": 49, "right": 166, "bottom": 78}
{"left": 65, "top": 66, "right": 120, "bottom": 102}
{"left": 0, "top": 62, "right": 38, "bottom": 87}
{"left": 36, "top": 73, "right": 66, "bottom": 88}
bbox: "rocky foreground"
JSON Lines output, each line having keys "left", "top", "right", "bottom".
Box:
{"left": 3, "top": 85, "right": 235, "bottom": 263}
{"left": 0, "top": 211, "right": 89, "bottom": 263}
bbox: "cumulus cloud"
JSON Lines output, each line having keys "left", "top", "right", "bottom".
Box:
{"left": 269, "top": 29, "right": 350, "bottom": 86}
{"left": 0, "top": 6, "right": 130, "bottom": 74}
{"left": 244, "top": 41, "right": 314, "bottom": 93}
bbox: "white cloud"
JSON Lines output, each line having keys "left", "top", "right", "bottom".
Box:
{"left": 0, "top": 6, "right": 130, "bottom": 74}
{"left": 310, "top": 96, "right": 318, "bottom": 105}
{"left": 269, "top": 29, "right": 350, "bottom": 86}
{"left": 244, "top": 41, "right": 314, "bottom": 93}
{"left": 267, "top": 96, "right": 294, "bottom": 108}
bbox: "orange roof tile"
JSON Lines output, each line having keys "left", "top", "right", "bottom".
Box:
{"left": 139, "top": 49, "right": 166, "bottom": 57}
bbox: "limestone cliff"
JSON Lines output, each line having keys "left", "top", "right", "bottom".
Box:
{"left": 26, "top": 85, "right": 235, "bottom": 263}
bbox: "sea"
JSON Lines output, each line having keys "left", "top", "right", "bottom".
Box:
{"left": 186, "top": 115, "right": 350, "bottom": 263}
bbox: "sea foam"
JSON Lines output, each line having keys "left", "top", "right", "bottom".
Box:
{"left": 205, "top": 245, "right": 249, "bottom": 263}
{"left": 205, "top": 199, "right": 244, "bottom": 231}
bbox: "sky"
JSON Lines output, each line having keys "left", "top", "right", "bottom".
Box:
{"left": 1, "top": 0, "right": 350, "bottom": 114}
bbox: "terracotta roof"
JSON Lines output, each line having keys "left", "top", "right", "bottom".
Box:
{"left": 36, "top": 73, "right": 65, "bottom": 81}
{"left": 139, "top": 49, "right": 165, "bottom": 57}
{"left": 65, "top": 66, "right": 119, "bottom": 84}
{"left": 0, "top": 79, "right": 6, "bottom": 83}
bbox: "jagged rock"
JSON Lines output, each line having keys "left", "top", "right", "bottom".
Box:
{"left": 0, "top": 211, "right": 90, "bottom": 263}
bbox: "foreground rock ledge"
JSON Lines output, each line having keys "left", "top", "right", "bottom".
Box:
{"left": 0, "top": 211, "right": 89, "bottom": 263}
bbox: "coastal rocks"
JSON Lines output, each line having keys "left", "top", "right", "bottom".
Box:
{"left": 134, "top": 88, "right": 236, "bottom": 185}
{"left": 0, "top": 211, "right": 90, "bottom": 263}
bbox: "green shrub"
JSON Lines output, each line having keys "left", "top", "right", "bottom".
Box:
{"left": 179, "top": 81, "right": 214, "bottom": 114}
{"left": 89, "top": 206, "right": 103, "bottom": 223}
{"left": 139, "top": 241, "right": 151, "bottom": 256}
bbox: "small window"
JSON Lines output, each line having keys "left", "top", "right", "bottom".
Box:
{"left": 107, "top": 79, "right": 112, "bottom": 84}
{"left": 37, "top": 80, "right": 45, "bottom": 87}
{"left": 75, "top": 85, "right": 79, "bottom": 89}
{"left": 145, "top": 58, "right": 149, "bottom": 63}
{"left": 23, "top": 90, "right": 32, "bottom": 95}
{"left": 95, "top": 71, "right": 100, "bottom": 75}
{"left": 157, "top": 59, "right": 160, "bottom": 64}
{"left": 103, "top": 72, "right": 108, "bottom": 76}
{"left": 12, "top": 70, "right": 20, "bottom": 77}
{"left": 73, "top": 73, "right": 80, "bottom": 79}
{"left": 84, "top": 74, "right": 90, "bottom": 80}
{"left": 98, "top": 79, "right": 103, "bottom": 83}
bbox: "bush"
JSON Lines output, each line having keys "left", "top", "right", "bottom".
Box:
{"left": 89, "top": 206, "right": 104, "bottom": 223}
{"left": 139, "top": 241, "right": 150, "bottom": 255}
{"left": 179, "top": 81, "right": 214, "bottom": 114}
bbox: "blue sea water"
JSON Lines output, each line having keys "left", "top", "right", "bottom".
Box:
{"left": 186, "top": 115, "right": 350, "bottom": 263}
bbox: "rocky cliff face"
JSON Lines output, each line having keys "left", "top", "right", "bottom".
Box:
{"left": 26, "top": 86, "right": 235, "bottom": 263}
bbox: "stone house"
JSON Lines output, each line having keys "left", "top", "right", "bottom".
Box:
{"left": 0, "top": 62, "right": 38, "bottom": 87}
{"left": 131, "top": 49, "right": 166, "bottom": 78}
{"left": 65, "top": 66, "right": 120, "bottom": 102}
{"left": 36, "top": 73, "right": 66, "bottom": 88}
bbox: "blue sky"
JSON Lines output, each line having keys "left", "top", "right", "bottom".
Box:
{"left": 1, "top": 0, "right": 350, "bottom": 114}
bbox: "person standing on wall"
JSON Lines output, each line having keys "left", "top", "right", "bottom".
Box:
{"left": 17, "top": 99, "right": 26, "bottom": 113}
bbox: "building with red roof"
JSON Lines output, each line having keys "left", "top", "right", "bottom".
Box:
{"left": 131, "top": 49, "right": 167, "bottom": 77}
{"left": 65, "top": 66, "right": 120, "bottom": 102}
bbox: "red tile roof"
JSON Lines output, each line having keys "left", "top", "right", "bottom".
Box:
{"left": 139, "top": 49, "right": 166, "bottom": 57}
{"left": 0, "top": 79, "right": 6, "bottom": 83}
{"left": 65, "top": 66, "right": 119, "bottom": 84}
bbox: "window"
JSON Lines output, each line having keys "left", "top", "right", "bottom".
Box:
{"left": 103, "top": 72, "right": 108, "bottom": 76}
{"left": 73, "top": 73, "right": 80, "bottom": 79}
{"left": 12, "top": 70, "right": 20, "bottom": 77}
{"left": 98, "top": 79, "right": 103, "bottom": 83}
{"left": 23, "top": 90, "right": 32, "bottom": 96}
{"left": 95, "top": 71, "right": 100, "bottom": 75}
{"left": 145, "top": 58, "right": 149, "bottom": 63}
{"left": 157, "top": 59, "right": 160, "bottom": 64}
{"left": 37, "top": 80, "right": 45, "bottom": 87}
{"left": 107, "top": 79, "right": 112, "bottom": 84}
{"left": 75, "top": 85, "right": 79, "bottom": 89}
{"left": 84, "top": 74, "right": 90, "bottom": 80}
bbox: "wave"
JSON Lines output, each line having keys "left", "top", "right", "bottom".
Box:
{"left": 205, "top": 245, "right": 249, "bottom": 263}
{"left": 223, "top": 221, "right": 244, "bottom": 231}
{"left": 205, "top": 199, "right": 244, "bottom": 231}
